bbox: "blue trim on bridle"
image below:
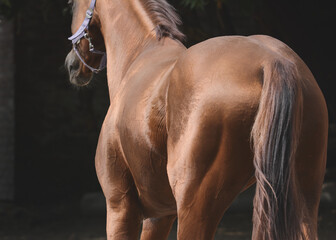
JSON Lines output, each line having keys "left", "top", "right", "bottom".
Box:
{"left": 68, "top": 0, "right": 106, "bottom": 73}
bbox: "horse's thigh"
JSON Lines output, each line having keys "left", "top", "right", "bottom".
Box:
{"left": 100, "top": 163, "right": 142, "bottom": 239}
{"left": 96, "top": 126, "right": 142, "bottom": 239}
{"left": 167, "top": 121, "right": 254, "bottom": 239}
{"left": 103, "top": 166, "right": 142, "bottom": 240}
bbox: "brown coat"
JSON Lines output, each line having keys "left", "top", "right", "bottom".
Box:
{"left": 65, "top": 1, "right": 328, "bottom": 239}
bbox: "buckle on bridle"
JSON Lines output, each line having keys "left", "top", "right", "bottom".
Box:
{"left": 84, "top": 32, "right": 94, "bottom": 51}
{"left": 86, "top": 9, "right": 93, "bottom": 19}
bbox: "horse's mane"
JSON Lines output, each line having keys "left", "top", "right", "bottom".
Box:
{"left": 141, "top": 0, "right": 185, "bottom": 41}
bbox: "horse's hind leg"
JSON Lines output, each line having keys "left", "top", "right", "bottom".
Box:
{"left": 140, "top": 215, "right": 176, "bottom": 240}
{"left": 95, "top": 122, "right": 142, "bottom": 240}
{"left": 296, "top": 153, "right": 327, "bottom": 239}
{"left": 295, "top": 96, "right": 328, "bottom": 239}
{"left": 167, "top": 113, "right": 255, "bottom": 239}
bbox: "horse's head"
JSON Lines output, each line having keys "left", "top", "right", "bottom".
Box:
{"left": 65, "top": 0, "right": 106, "bottom": 86}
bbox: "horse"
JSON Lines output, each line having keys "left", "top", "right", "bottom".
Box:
{"left": 65, "top": 0, "right": 328, "bottom": 239}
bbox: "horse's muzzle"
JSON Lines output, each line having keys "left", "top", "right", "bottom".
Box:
{"left": 65, "top": 50, "right": 92, "bottom": 86}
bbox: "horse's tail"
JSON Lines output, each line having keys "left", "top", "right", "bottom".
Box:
{"left": 251, "top": 59, "right": 305, "bottom": 239}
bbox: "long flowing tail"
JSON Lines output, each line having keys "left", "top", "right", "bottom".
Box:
{"left": 251, "top": 59, "right": 305, "bottom": 239}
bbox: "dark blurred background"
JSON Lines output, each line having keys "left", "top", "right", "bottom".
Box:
{"left": 0, "top": 0, "right": 335, "bottom": 239}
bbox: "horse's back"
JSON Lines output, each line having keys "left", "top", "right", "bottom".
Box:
{"left": 174, "top": 36, "right": 268, "bottom": 85}
{"left": 174, "top": 34, "right": 317, "bottom": 84}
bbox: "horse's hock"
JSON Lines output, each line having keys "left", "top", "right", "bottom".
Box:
{"left": 0, "top": 18, "right": 15, "bottom": 201}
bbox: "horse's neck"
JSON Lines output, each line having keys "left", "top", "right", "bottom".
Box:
{"left": 98, "top": 0, "right": 157, "bottom": 99}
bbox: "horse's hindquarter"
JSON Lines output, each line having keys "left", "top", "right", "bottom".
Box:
{"left": 167, "top": 35, "right": 326, "bottom": 172}
{"left": 166, "top": 35, "right": 328, "bottom": 236}
{"left": 163, "top": 36, "right": 271, "bottom": 235}
{"left": 167, "top": 36, "right": 267, "bottom": 158}
{"left": 249, "top": 35, "right": 328, "bottom": 196}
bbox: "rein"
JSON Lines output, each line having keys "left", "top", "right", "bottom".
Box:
{"left": 68, "top": 0, "right": 106, "bottom": 73}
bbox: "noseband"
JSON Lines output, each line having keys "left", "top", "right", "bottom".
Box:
{"left": 68, "top": 0, "right": 106, "bottom": 73}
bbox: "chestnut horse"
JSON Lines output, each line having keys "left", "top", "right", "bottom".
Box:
{"left": 65, "top": 0, "right": 328, "bottom": 239}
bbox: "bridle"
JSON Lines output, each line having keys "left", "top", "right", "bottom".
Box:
{"left": 68, "top": 0, "right": 106, "bottom": 73}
